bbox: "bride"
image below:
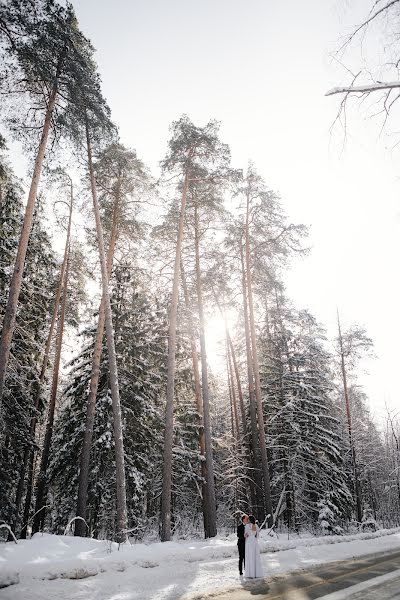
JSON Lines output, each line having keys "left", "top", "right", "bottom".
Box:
{"left": 244, "top": 515, "right": 263, "bottom": 578}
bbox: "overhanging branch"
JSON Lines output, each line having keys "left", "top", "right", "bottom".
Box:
{"left": 326, "top": 80, "right": 400, "bottom": 96}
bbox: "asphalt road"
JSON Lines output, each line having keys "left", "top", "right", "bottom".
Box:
{"left": 203, "top": 549, "right": 400, "bottom": 599}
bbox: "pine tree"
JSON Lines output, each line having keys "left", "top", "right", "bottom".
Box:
{"left": 75, "top": 143, "right": 149, "bottom": 537}
{"left": 159, "top": 115, "right": 231, "bottom": 541}
{"left": 231, "top": 164, "right": 307, "bottom": 524}
{"left": 185, "top": 157, "right": 232, "bottom": 538}
{"left": 0, "top": 0, "right": 102, "bottom": 409}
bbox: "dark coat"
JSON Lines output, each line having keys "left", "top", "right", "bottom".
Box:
{"left": 237, "top": 522, "right": 245, "bottom": 547}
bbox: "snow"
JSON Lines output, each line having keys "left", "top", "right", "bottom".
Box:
{"left": 325, "top": 81, "right": 400, "bottom": 96}
{"left": 0, "top": 571, "right": 19, "bottom": 590}
{"left": 1, "top": 529, "right": 400, "bottom": 599}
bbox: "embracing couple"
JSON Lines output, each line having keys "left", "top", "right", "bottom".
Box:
{"left": 237, "top": 514, "right": 263, "bottom": 578}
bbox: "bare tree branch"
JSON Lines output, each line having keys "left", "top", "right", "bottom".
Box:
{"left": 340, "top": 0, "right": 400, "bottom": 51}
{"left": 326, "top": 80, "right": 400, "bottom": 96}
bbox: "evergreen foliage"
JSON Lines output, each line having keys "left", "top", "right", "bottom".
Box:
{"left": 263, "top": 303, "right": 352, "bottom": 530}
{"left": 0, "top": 159, "right": 56, "bottom": 525}
{"left": 49, "top": 267, "right": 166, "bottom": 537}
{"left": 0, "top": 0, "right": 396, "bottom": 543}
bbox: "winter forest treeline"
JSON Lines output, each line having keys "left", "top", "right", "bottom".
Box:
{"left": 0, "top": 0, "right": 399, "bottom": 545}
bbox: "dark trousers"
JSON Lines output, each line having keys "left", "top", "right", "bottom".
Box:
{"left": 238, "top": 540, "right": 245, "bottom": 574}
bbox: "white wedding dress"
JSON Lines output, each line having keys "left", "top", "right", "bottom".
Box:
{"left": 244, "top": 523, "right": 263, "bottom": 578}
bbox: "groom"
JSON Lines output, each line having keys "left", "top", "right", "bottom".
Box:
{"left": 237, "top": 514, "right": 249, "bottom": 575}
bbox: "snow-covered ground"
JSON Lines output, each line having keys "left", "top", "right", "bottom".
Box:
{"left": 1, "top": 528, "right": 400, "bottom": 599}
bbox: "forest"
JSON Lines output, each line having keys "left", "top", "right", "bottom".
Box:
{"left": 1, "top": 0, "right": 399, "bottom": 547}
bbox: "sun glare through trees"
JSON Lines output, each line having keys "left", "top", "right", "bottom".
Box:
{"left": 1, "top": 1, "right": 400, "bottom": 599}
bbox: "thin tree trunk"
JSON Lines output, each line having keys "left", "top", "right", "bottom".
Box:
{"left": 387, "top": 415, "right": 400, "bottom": 515}
{"left": 244, "top": 190, "right": 273, "bottom": 527}
{"left": 0, "top": 84, "right": 58, "bottom": 412}
{"left": 32, "top": 249, "right": 70, "bottom": 533}
{"left": 276, "top": 331, "right": 294, "bottom": 529}
{"left": 227, "top": 333, "right": 257, "bottom": 511}
{"left": 337, "top": 311, "right": 362, "bottom": 523}
{"left": 227, "top": 339, "right": 240, "bottom": 438}
{"left": 211, "top": 288, "right": 248, "bottom": 439}
{"left": 85, "top": 117, "right": 127, "bottom": 544}
{"left": 20, "top": 441, "right": 35, "bottom": 538}
{"left": 16, "top": 180, "right": 73, "bottom": 537}
{"left": 240, "top": 242, "right": 264, "bottom": 518}
{"left": 75, "top": 182, "right": 120, "bottom": 538}
{"left": 211, "top": 288, "right": 257, "bottom": 510}
{"left": 227, "top": 335, "right": 247, "bottom": 438}
{"left": 161, "top": 169, "right": 190, "bottom": 542}
{"left": 227, "top": 355, "right": 236, "bottom": 439}
{"left": 194, "top": 203, "right": 217, "bottom": 538}
{"left": 180, "top": 262, "right": 208, "bottom": 534}
{"left": 226, "top": 342, "right": 240, "bottom": 521}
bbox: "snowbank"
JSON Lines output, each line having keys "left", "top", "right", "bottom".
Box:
{"left": 1, "top": 528, "right": 400, "bottom": 599}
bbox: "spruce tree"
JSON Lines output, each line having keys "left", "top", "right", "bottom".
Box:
{"left": 32, "top": 186, "right": 73, "bottom": 534}
{"left": 49, "top": 267, "right": 166, "bottom": 538}
{"left": 0, "top": 160, "right": 56, "bottom": 530}
{"left": 263, "top": 299, "right": 352, "bottom": 530}
{"left": 335, "top": 319, "right": 373, "bottom": 523}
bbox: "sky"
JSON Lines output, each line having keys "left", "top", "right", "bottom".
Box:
{"left": 72, "top": 0, "right": 400, "bottom": 419}
{"left": 11, "top": 0, "right": 400, "bottom": 420}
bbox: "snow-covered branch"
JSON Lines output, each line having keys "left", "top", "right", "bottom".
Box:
{"left": 326, "top": 81, "right": 400, "bottom": 97}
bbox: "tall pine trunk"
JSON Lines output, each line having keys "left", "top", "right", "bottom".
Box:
{"left": 85, "top": 117, "right": 127, "bottom": 543}
{"left": 32, "top": 249, "right": 70, "bottom": 533}
{"left": 161, "top": 170, "right": 190, "bottom": 542}
{"left": 240, "top": 242, "right": 264, "bottom": 518}
{"left": 75, "top": 184, "right": 120, "bottom": 538}
{"left": 194, "top": 203, "right": 217, "bottom": 538}
{"left": 244, "top": 191, "right": 273, "bottom": 526}
{"left": 17, "top": 181, "right": 73, "bottom": 537}
{"left": 0, "top": 85, "right": 58, "bottom": 412}
{"left": 227, "top": 332, "right": 257, "bottom": 510}
{"left": 227, "top": 349, "right": 239, "bottom": 515}
{"left": 337, "top": 311, "right": 362, "bottom": 523}
{"left": 181, "top": 262, "right": 208, "bottom": 534}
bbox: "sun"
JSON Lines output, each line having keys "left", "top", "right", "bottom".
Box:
{"left": 205, "top": 309, "right": 237, "bottom": 375}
